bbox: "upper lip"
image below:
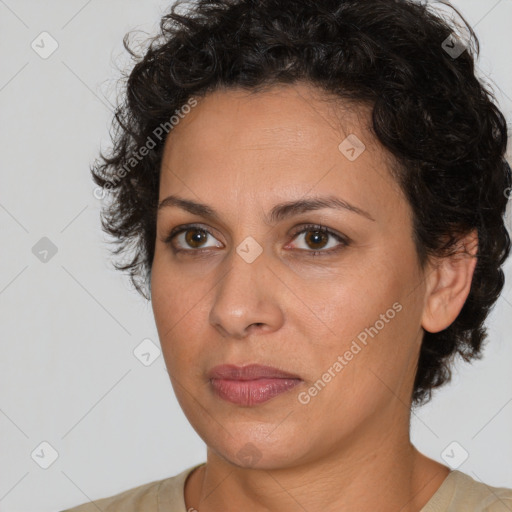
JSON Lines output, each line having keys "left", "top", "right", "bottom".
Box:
{"left": 208, "top": 364, "right": 301, "bottom": 381}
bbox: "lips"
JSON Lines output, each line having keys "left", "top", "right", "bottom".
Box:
{"left": 208, "top": 364, "right": 301, "bottom": 381}
{"left": 208, "top": 364, "right": 303, "bottom": 406}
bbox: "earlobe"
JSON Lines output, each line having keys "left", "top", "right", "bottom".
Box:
{"left": 421, "top": 230, "right": 478, "bottom": 334}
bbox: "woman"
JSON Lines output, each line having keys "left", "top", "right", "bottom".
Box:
{"left": 63, "top": 0, "right": 512, "bottom": 510}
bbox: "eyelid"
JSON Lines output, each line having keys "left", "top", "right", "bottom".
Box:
{"left": 288, "top": 223, "right": 348, "bottom": 243}
{"left": 165, "top": 223, "right": 218, "bottom": 242}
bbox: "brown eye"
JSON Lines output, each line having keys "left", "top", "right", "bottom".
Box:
{"left": 289, "top": 224, "right": 349, "bottom": 255}
{"left": 164, "top": 224, "right": 223, "bottom": 252}
{"left": 303, "top": 230, "right": 329, "bottom": 250}
{"left": 184, "top": 228, "right": 209, "bottom": 248}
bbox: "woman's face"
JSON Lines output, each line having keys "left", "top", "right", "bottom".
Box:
{"left": 151, "top": 83, "right": 430, "bottom": 469}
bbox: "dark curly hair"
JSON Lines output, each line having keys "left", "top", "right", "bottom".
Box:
{"left": 92, "top": 0, "right": 511, "bottom": 406}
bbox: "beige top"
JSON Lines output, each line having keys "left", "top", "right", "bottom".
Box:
{"left": 60, "top": 463, "right": 512, "bottom": 512}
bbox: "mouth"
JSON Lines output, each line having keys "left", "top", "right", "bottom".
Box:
{"left": 208, "top": 364, "right": 303, "bottom": 406}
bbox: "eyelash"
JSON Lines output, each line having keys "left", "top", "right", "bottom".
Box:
{"left": 163, "top": 223, "right": 350, "bottom": 257}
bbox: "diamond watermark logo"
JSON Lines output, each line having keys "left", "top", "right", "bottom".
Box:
{"left": 338, "top": 134, "right": 366, "bottom": 161}
{"left": 441, "top": 441, "right": 469, "bottom": 469}
{"left": 236, "top": 442, "right": 262, "bottom": 465}
{"left": 31, "top": 32, "right": 59, "bottom": 59}
{"left": 441, "top": 34, "right": 466, "bottom": 59}
{"left": 31, "top": 441, "right": 59, "bottom": 469}
{"left": 32, "top": 237, "right": 58, "bottom": 263}
{"left": 133, "top": 338, "right": 161, "bottom": 366}
{"left": 236, "top": 236, "right": 263, "bottom": 263}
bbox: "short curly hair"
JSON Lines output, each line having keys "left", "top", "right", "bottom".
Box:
{"left": 92, "top": 0, "right": 511, "bottom": 406}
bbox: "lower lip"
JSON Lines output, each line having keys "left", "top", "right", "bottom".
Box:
{"left": 210, "top": 378, "right": 302, "bottom": 406}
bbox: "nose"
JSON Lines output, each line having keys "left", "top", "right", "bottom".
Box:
{"left": 208, "top": 247, "right": 284, "bottom": 340}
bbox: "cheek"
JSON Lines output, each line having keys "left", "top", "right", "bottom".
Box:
{"left": 150, "top": 258, "right": 201, "bottom": 366}
{"left": 151, "top": 272, "right": 225, "bottom": 391}
{"left": 295, "top": 294, "right": 417, "bottom": 430}
{"left": 293, "top": 255, "right": 420, "bottom": 380}
{"left": 290, "top": 262, "right": 398, "bottom": 344}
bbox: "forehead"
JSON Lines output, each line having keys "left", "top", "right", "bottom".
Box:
{"left": 165, "top": 83, "right": 370, "bottom": 154}
{"left": 159, "top": 83, "right": 403, "bottom": 218}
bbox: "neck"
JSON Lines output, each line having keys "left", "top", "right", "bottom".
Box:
{"left": 185, "top": 407, "right": 450, "bottom": 512}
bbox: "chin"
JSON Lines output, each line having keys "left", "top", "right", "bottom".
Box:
{"left": 203, "top": 424, "right": 310, "bottom": 470}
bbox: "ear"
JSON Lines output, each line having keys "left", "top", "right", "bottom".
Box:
{"left": 421, "top": 230, "right": 478, "bottom": 334}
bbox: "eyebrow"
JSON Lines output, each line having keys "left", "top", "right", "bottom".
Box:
{"left": 157, "top": 194, "right": 375, "bottom": 223}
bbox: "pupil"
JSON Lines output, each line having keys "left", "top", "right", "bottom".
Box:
{"left": 306, "top": 230, "right": 327, "bottom": 249}
{"left": 186, "top": 229, "right": 207, "bottom": 247}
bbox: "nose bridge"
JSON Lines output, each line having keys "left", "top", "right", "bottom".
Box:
{"left": 209, "top": 241, "right": 282, "bottom": 338}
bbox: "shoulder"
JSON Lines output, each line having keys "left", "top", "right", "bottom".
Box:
{"left": 58, "top": 463, "right": 204, "bottom": 512}
{"left": 58, "top": 478, "right": 163, "bottom": 512}
{"left": 468, "top": 475, "right": 512, "bottom": 512}
{"left": 425, "top": 470, "right": 512, "bottom": 512}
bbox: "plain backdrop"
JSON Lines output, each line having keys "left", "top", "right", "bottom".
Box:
{"left": 0, "top": 1, "right": 511, "bottom": 511}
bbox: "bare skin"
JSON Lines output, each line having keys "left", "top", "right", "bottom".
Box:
{"left": 150, "top": 82, "right": 477, "bottom": 512}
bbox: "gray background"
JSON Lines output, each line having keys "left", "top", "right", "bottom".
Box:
{"left": 0, "top": 1, "right": 511, "bottom": 511}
